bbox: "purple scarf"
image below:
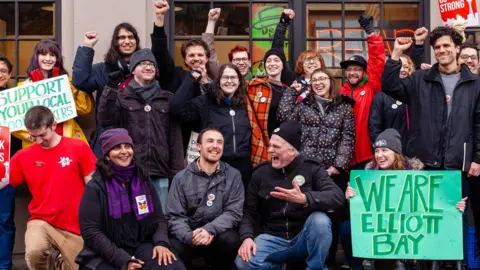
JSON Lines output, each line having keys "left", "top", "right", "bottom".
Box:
{"left": 105, "top": 163, "right": 155, "bottom": 220}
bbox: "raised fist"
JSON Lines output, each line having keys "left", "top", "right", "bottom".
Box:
{"left": 358, "top": 14, "right": 375, "bottom": 35}
{"left": 280, "top": 9, "right": 295, "bottom": 25}
{"left": 191, "top": 70, "right": 202, "bottom": 81}
{"left": 283, "top": 9, "right": 295, "bottom": 20}
{"left": 154, "top": 0, "right": 170, "bottom": 16}
{"left": 414, "top": 27, "right": 428, "bottom": 44}
{"left": 84, "top": 31, "right": 98, "bottom": 48}
{"left": 208, "top": 8, "right": 221, "bottom": 22}
{"left": 290, "top": 82, "right": 302, "bottom": 92}
{"left": 394, "top": 37, "right": 413, "bottom": 52}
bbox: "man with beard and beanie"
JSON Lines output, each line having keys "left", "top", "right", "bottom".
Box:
{"left": 166, "top": 128, "right": 244, "bottom": 270}
{"left": 340, "top": 14, "right": 385, "bottom": 170}
{"left": 97, "top": 48, "right": 184, "bottom": 213}
{"left": 382, "top": 27, "right": 480, "bottom": 270}
{"left": 235, "top": 120, "right": 344, "bottom": 270}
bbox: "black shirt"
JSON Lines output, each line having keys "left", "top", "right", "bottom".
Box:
{"left": 267, "top": 83, "right": 286, "bottom": 136}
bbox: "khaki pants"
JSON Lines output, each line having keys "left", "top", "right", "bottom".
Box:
{"left": 25, "top": 220, "right": 83, "bottom": 270}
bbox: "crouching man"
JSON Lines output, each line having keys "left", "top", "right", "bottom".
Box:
{"left": 235, "top": 120, "right": 344, "bottom": 270}
{"left": 166, "top": 128, "right": 244, "bottom": 270}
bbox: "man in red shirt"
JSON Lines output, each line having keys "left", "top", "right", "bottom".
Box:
{"left": 4, "top": 106, "right": 96, "bottom": 270}
{"left": 340, "top": 14, "right": 385, "bottom": 170}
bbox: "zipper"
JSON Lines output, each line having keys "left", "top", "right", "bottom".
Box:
{"left": 282, "top": 168, "right": 289, "bottom": 239}
{"left": 147, "top": 103, "right": 152, "bottom": 172}
{"left": 231, "top": 107, "right": 237, "bottom": 155}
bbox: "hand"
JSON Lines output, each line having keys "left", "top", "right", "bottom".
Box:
{"left": 152, "top": 246, "right": 177, "bottom": 266}
{"left": 192, "top": 228, "right": 213, "bottom": 246}
{"left": 327, "top": 166, "right": 340, "bottom": 176}
{"left": 84, "top": 31, "right": 98, "bottom": 48}
{"left": 270, "top": 180, "right": 307, "bottom": 204}
{"left": 208, "top": 8, "right": 221, "bottom": 22}
{"left": 154, "top": 0, "right": 170, "bottom": 17}
{"left": 290, "top": 82, "right": 302, "bottom": 92}
{"left": 358, "top": 14, "right": 375, "bottom": 35}
{"left": 456, "top": 197, "right": 468, "bottom": 213}
{"left": 283, "top": 9, "right": 295, "bottom": 20}
{"left": 345, "top": 182, "right": 356, "bottom": 200}
{"left": 394, "top": 37, "right": 413, "bottom": 52}
{"left": 191, "top": 70, "right": 202, "bottom": 80}
{"left": 127, "top": 260, "right": 144, "bottom": 270}
{"left": 421, "top": 63, "right": 432, "bottom": 70}
{"left": 468, "top": 162, "right": 480, "bottom": 177}
{"left": 107, "top": 70, "right": 125, "bottom": 88}
{"left": 414, "top": 27, "right": 428, "bottom": 45}
{"left": 238, "top": 238, "right": 257, "bottom": 262}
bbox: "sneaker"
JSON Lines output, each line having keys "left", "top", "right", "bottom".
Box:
{"left": 362, "top": 259, "right": 375, "bottom": 270}
{"left": 394, "top": 261, "right": 406, "bottom": 270}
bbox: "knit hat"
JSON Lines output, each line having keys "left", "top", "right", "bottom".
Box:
{"left": 264, "top": 48, "right": 288, "bottom": 68}
{"left": 100, "top": 128, "right": 134, "bottom": 156}
{"left": 129, "top": 48, "right": 157, "bottom": 73}
{"left": 272, "top": 120, "right": 302, "bottom": 150}
{"left": 373, "top": 129, "right": 402, "bottom": 154}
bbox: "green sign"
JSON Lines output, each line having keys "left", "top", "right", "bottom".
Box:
{"left": 350, "top": 170, "right": 463, "bottom": 260}
{"left": 0, "top": 75, "right": 77, "bottom": 132}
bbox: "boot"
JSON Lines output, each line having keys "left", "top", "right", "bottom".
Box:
{"left": 362, "top": 259, "right": 375, "bottom": 270}
{"left": 394, "top": 260, "right": 406, "bottom": 270}
{"left": 455, "top": 260, "right": 465, "bottom": 270}
{"left": 429, "top": 260, "right": 440, "bottom": 270}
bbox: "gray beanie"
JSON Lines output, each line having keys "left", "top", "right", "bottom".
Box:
{"left": 129, "top": 48, "right": 157, "bottom": 73}
{"left": 373, "top": 129, "right": 403, "bottom": 154}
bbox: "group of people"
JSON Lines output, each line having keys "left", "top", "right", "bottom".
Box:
{"left": 0, "top": 1, "right": 480, "bottom": 270}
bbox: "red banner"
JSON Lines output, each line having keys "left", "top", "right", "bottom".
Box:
{"left": 0, "top": 126, "right": 10, "bottom": 182}
{"left": 438, "top": 0, "right": 479, "bottom": 26}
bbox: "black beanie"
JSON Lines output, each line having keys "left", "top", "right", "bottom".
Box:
{"left": 272, "top": 120, "right": 302, "bottom": 150}
{"left": 263, "top": 48, "right": 287, "bottom": 67}
{"left": 129, "top": 48, "right": 157, "bottom": 73}
{"left": 373, "top": 129, "right": 403, "bottom": 154}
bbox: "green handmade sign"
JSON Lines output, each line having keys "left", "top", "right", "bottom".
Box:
{"left": 0, "top": 75, "right": 77, "bottom": 132}
{"left": 350, "top": 170, "right": 463, "bottom": 260}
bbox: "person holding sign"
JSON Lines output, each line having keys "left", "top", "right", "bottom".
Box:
{"left": 235, "top": 120, "right": 344, "bottom": 270}
{"left": 12, "top": 39, "right": 94, "bottom": 149}
{"left": 382, "top": 27, "right": 480, "bottom": 268}
{"left": 340, "top": 129, "right": 467, "bottom": 270}
{"left": 76, "top": 128, "right": 185, "bottom": 270}
{"left": 4, "top": 106, "right": 96, "bottom": 270}
{"left": 166, "top": 128, "right": 244, "bottom": 270}
{"left": 97, "top": 48, "right": 184, "bottom": 214}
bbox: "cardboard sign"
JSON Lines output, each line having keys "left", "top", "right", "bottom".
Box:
{"left": 439, "top": 0, "right": 479, "bottom": 26}
{"left": 186, "top": 131, "right": 200, "bottom": 164}
{"left": 350, "top": 170, "right": 463, "bottom": 260}
{"left": 0, "top": 75, "right": 77, "bottom": 132}
{"left": 0, "top": 126, "right": 10, "bottom": 185}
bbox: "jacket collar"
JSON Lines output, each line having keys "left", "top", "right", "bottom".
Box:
{"left": 122, "top": 79, "right": 166, "bottom": 100}
{"left": 188, "top": 158, "right": 226, "bottom": 177}
{"left": 278, "top": 155, "right": 305, "bottom": 175}
{"left": 424, "top": 63, "right": 476, "bottom": 84}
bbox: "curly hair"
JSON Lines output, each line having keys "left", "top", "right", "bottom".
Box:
{"left": 430, "top": 26, "right": 463, "bottom": 48}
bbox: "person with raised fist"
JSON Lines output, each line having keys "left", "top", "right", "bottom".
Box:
{"left": 339, "top": 14, "right": 386, "bottom": 172}
{"left": 72, "top": 23, "right": 141, "bottom": 157}
{"left": 382, "top": 27, "right": 480, "bottom": 270}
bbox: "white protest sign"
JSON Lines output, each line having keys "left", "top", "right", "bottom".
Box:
{"left": 186, "top": 131, "right": 200, "bottom": 164}
{"left": 0, "top": 75, "right": 77, "bottom": 132}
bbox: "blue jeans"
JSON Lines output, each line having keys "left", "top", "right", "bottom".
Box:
{"left": 235, "top": 212, "right": 332, "bottom": 270}
{"left": 150, "top": 177, "right": 169, "bottom": 213}
{"left": 0, "top": 185, "right": 15, "bottom": 270}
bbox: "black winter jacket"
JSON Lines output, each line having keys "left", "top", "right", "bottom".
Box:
{"left": 239, "top": 155, "right": 344, "bottom": 241}
{"left": 382, "top": 60, "right": 480, "bottom": 169}
{"left": 76, "top": 171, "right": 169, "bottom": 269}
{"left": 277, "top": 88, "right": 355, "bottom": 171}
{"left": 171, "top": 75, "right": 251, "bottom": 158}
{"left": 97, "top": 81, "right": 184, "bottom": 179}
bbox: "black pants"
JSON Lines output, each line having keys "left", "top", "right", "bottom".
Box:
{"left": 79, "top": 243, "right": 186, "bottom": 270}
{"left": 169, "top": 229, "right": 240, "bottom": 270}
{"left": 221, "top": 155, "right": 252, "bottom": 189}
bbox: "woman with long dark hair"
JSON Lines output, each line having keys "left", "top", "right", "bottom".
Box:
{"left": 76, "top": 128, "right": 185, "bottom": 270}
{"left": 12, "top": 39, "right": 93, "bottom": 149}
{"left": 171, "top": 63, "right": 252, "bottom": 187}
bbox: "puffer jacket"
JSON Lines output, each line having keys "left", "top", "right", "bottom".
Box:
{"left": 382, "top": 60, "right": 480, "bottom": 169}
{"left": 166, "top": 160, "right": 244, "bottom": 244}
{"left": 239, "top": 155, "right": 344, "bottom": 241}
{"left": 97, "top": 80, "right": 184, "bottom": 179}
{"left": 340, "top": 34, "right": 385, "bottom": 166}
{"left": 278, "top": 88, "right": 355, "bottom": 171}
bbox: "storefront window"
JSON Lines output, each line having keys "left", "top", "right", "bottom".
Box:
{"left": 0, "top": 1, "right": 59, "bottom": 86}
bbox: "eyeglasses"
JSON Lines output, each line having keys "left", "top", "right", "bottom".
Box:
{"left": 460, "top": 54, "right": 478, "bottom": 61}
{"left": 138, "top": 61, "right": 155, "bottom": 68}
{"left": 232, "top": 58, "right": 249, "bottom": 64}
{"left": 0, "top": 69, "right": 10, "bottom": 76}
{"left": 220, "top": 76, "right": 239, "bottom": 82}
{"left": 303, "top": 57, "right": 320, "bottom": 64}
{"left": 345, "top": 67, "right": 364, "bottom": 73}
{"left": 311, "top": 76, "right": 329, "bottom": 84}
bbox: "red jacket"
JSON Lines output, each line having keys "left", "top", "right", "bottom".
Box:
{"left": 340, "top": 34, "right": 385, "bottom": 166}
